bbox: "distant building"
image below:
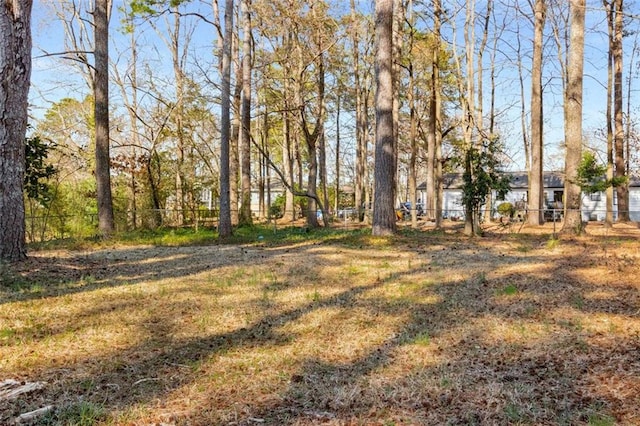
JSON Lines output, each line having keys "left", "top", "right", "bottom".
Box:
{"left": 417, "top": 172, "right": 640, "bottom": 222}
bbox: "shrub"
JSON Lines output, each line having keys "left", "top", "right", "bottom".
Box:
{"left": 497, "top": 202, "right": 515, "bottom": 218}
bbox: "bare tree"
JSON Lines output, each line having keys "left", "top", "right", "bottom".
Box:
{"left": 372, "top": 0, "right": 396, "bottom": 236}
{"left": 0, "top": 0, "right": 32, "bottom": 261}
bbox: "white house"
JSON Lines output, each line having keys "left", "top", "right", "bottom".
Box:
{"left": 417, "top": 172, "right": 640, "bottom": 222}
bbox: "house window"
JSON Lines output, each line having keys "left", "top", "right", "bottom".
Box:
{"left": 590, "top": 192, "right": 602, "bottom": 201}
{"left": 553, "top": 191, "right": 564, "bottom": 203}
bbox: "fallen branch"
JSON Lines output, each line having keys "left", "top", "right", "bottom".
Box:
{"left": 0, "top": 379, "right": 46, "bottom": 401}
{"left": 15, "top": 405, "right": 55, "bottom": 424}
{"left": 132, "top": 377, "right": 161, "bottom": 386}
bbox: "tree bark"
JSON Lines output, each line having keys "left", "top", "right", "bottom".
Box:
{"left": 605, "top": 0, "right": 614, "bottom": 226}
{"left": 218, "top": 0, "right": 234, "bottom": 238}
{"left": 239, "top": 0, "right": 252, "bottom": 226}
{"left": 562, "top": 0, "right": 585, "bottom": 234}
{"left": 432, "top": 0, "right": 443, "bottom": 229}
{"left": 0, "top": 0, "right": 32, "bottom": 261}
{"left": 613, "top": 0, "right": 627, "bottom": 221}
{"left": 372, "top": 0, "right": 396, "bottom": 236}
{"left": 230, "top": 27, "right": 241, "bottom": 225}
{"left": 529, "top": 0, "right": 545, "bottom": 226}
{"left": 351, "top": 0, "right": 365, "bottom": 222}
{"left": 94, "top": 0, "right": 115, "bottom": 236}
{"left": 335, "top": 94, "right": 341, "bottom": 214}
{"left": 282, "top": 31, "right": 295, "bottom": 221}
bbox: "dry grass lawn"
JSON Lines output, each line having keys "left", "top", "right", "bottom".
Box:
{"left": 1, "top": 223, "right": 639, "bottom": 425}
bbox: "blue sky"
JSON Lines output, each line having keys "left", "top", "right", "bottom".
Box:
{"left": 28, "top": 0, "right": 640, "bottom": 173}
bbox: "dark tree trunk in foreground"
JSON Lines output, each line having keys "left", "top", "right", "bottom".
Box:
{"left": 94, "top": 0, "right": 115, "bottom": 236}
{"left": 0, "top": 0, "right": 32, "bottom": 261}
{"left": 239, "top": 0, "right": 252, "bottom": 226}
{"left": 218, "top": 0, "right": 234, "bottom": 238}
{"left": 372, "top": 0, "right": 396, "bottom": 236}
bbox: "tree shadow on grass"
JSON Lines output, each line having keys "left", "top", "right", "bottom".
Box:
{"left": 225, "top": 242, "right": 640, "bottom": 425}
{"left": 2, "top": 235, "right": 639, "bottom": 424}
{"left": 0, "top": 242, "right": 322, "bottom": 305}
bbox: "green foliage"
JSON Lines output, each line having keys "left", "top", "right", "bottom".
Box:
{"left": 576, "top": 151, "right": 608, "bottom": 194}
{"left": 576, "top": 151, "right": 628, "bottom": 194}
{"left": 41, "top": 179, "right": 98, "bottom": 240}
{"left": 269, "top": 194, "right": 285, "bottom": 219}
{"left": 497, "top": 284, "right": 518, "bottom": 296}
{"left": 129, "top": 0, "right": 187, "bottom": 16}
{"left": 269, "top": 189, "right": 309, "bottom": 219}
{"left": 24, "top": 135, "right": 57, "bottom": 207}
{"left": 455, "top": 137, "right": 511, "bottom": 229}
{"left": 497, "top": 202, "right": 515, "bottom": 218}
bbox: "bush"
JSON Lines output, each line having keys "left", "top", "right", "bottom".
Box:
{"left": 497, "top": 202, "right": 515, "bottom": 218}
{"left": 269, "top": 194, "right": 285, "bottom": 219}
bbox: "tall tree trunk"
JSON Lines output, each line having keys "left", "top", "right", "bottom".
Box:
{"left": 460, "top": 0, "right": 477, "bottom": 236}
{"left": 613, "top": 0, "right": 628, "bottom": 221}
{"left": 351, "top": 0, "right": 365, "bottom": 222}
{"left": 94, "top": 0, "right": 115, "bottom": 236}
{"left": 335, "top": 94, "right": 341, "bottom": 214}
{"left": 165, "top": 8, "right": 188, "bottom": 225}
{"left": 363, "top": 82, "right": 372, "bottom": 223}
{"left": 230, "top": 28, "right": 241, "bottom": 225}
{"left": 529, "top": 0, "right": 545, "bottom": 226}
{"left": 408, "top": 76, "right": 418, "bottom": 229}
{"left": 515, "top": 11, "right": 531, "bottom": 175}
{"left": 120, "top": 6, "right": 141, "bottom": 228}
{"left": 0, "top": 0, "right": 32, "bottom": 261}
{"left": 282, "top": 34, "right": 295, "bottom": 221}
{"left": 282, "top": 107, "right": 295, "bottom": 220}
{"left": 562, "top": 0, "right": 585, "bottom": 234}
{"left": 298, "top": 56, "right": 324, "bottom": 228}
{"left": 478, "top": 0, "right": 492, "bottom": 224}
{"left": 318, "top": 130, "right": 329, "bottom": 220}
{"left": 258, "top": 103, "right": 268, "bottom": 219}
{"left": 407, "top": 1, "right": 418, "bottom": 228}
{"left": 431, "top": 0, "right": 443, "bottom": 229}
{"left": 239, "top": 0, "right": 252, "bottom": 226}
{"left": 372, "top": 0, "right": 396, "bottom": 236}
{"left": 218, "top": 0, "right": 234, "bottom": 238}
{"left": 392, "top": 0, "right": 402, "bottom": 210}
{"left": 605, "top": 0, "right": 614, "bottom": 226}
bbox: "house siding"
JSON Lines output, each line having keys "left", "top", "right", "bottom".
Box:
{"left": 417, "top": 172, "right": 640, "bottom": 223}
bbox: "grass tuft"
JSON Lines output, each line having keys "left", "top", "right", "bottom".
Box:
{"left": 37, "top": 401, "right": 105, "bottom": 426}
{"left": 497, "top": 284, "right": 519, "bottom": 296}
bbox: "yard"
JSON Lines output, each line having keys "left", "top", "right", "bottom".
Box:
{"left": 1, "top": 224, "right": 639, "bottom": 425}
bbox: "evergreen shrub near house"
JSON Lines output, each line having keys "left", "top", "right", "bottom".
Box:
{"left": 497, "top": 202, "right": 515, "bottom": 218}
